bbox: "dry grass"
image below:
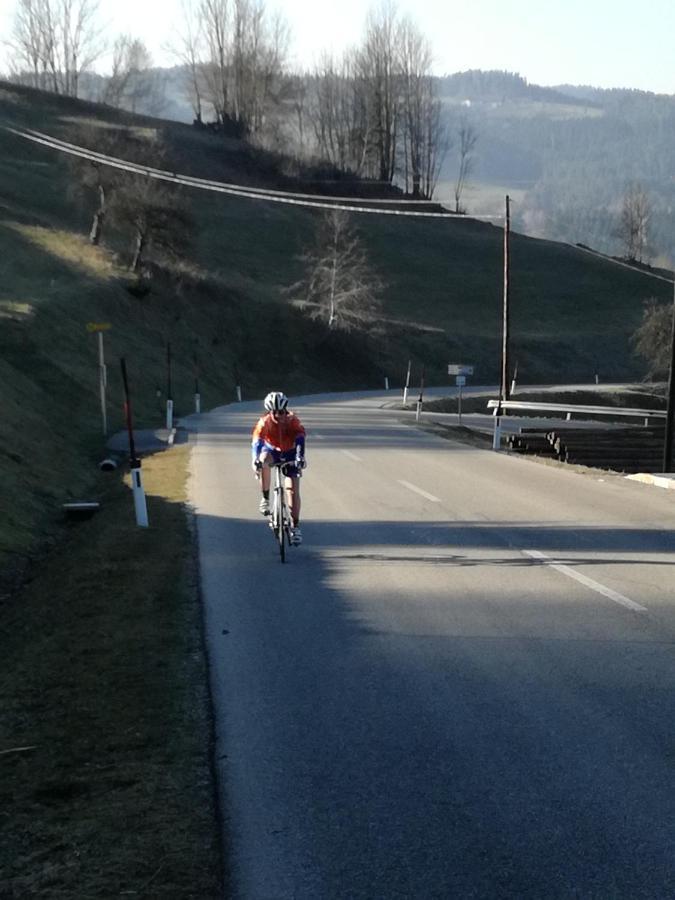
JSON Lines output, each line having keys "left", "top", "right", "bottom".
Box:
{"left": 6, "top": 223, "right": 118, "bottom": 280}
{"left": 0, "top": 445, "right": 223, "bottom": 898}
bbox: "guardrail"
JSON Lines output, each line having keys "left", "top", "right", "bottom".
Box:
{"left": 486, "top": 399, "right": 666, "bottom": 450}
{"left": 486, "top": 399, "right": 666, "bottom": 424}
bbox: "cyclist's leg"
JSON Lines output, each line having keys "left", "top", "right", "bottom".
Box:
{"left": 285, "top": 474, "right": 301, "bottom": 526}
{"left": 259, "top": 449, "right": 276, "bottom": 492}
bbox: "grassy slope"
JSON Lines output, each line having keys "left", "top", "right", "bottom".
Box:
{"left": 0, "top": 82, "right": 670, "bottom": 893}
{"left": 1, "top": 446, "right": 222, "bottom": 896}
{"left": 0, "top": 80, "right": 671, "bottom": 561}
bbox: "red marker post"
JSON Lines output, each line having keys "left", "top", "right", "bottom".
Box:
{"left": 120, "top": 358, "right": 149, "bottom": 528}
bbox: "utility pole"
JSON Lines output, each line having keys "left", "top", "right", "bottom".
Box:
{"left": 494, "top": 195, "right": 511, "bottom": 450}
{"left": 501, "top": 195, "right": 511, "bottom": 406}
{"left": 664, "top": 277, "right": 675, "bottom": 472}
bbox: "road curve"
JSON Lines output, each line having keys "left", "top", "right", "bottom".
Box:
{"left": 189, "top": 392, "right": 675, "bottom": 899}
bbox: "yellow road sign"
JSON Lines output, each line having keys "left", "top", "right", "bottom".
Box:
{"left": 86, "top": 322, "right": 112, "bottom": 332}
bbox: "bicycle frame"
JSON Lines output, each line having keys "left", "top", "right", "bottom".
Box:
{"left": 269, "top": 462, "right": 296, "bottom": 563}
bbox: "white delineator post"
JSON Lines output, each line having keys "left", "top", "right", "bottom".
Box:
{"left": 403, "top": 359, "right": 411, "bottom": 405}
{"left": 236, "top": 385, "right": 242, "bottom": 402}
{"left": 385, "top": 377, "right": 389, "bottom": 390}
{"left": 195, "top": 393, "right": 201, "bottom": 414}
{"left": 492, "top": 410, "right": 502, "bottom": 450}
{"left": 120, "top": 357, "right": 149, "bottom": 528}
{"left": 166, "top": 398, "right": 174, "bottom": 430}
{"left": 131, "top": 463, "right": 149, "bottom": 527}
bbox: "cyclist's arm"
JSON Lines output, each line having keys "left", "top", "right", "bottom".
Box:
{"left": 252, "top": 418, "right": 266, "bottom": 462}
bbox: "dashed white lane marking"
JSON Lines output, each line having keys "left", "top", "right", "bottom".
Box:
{"left": 341, "top": 450, "right": 362, "bottom": 462}
{"left": 313, "top": 433, "right": 326, "bottom": 440}
{"left": 398, "top": 480, "right": 441, "bottom": 503}
{"left": 523, "top": 549, "right": 648, "bottom": 613}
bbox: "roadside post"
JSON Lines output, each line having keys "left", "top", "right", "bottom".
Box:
{"left": 120, "top": 358, "right": 149, "bottom": 528}
{"left": 510, "top": 360, "right": 519, "bottom": 395}
{"left": 86, "top": 322, "right": 111, "bottom": 436}
{"left": 194, "top": 354, "right": 201, "bottom": 414}
{"left": 385, "top": 376, "right": 390, "bottom": 390}
{"left": 234, "top": 364, "right": 242, "bottom": 402}
{"left": 166, "top": 342, "right": 174, "bottom": 430}
{"left": 415, "top": 366, "right": 425, "bottom": 422}
{"left": 403, "top": 359, "right": 412, "bottom": 405}
{"left": 448, "top": 364, "right": 474, "bottom": 426}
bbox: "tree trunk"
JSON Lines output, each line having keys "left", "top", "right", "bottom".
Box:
{"left": 89, "top": 183, "right": 106, "bottom": 245}
{"left": 130, "top": 227, "right": 145, "bottom": 273}
{"left": 328, "top": 240, "right": 338, "bottom": 328}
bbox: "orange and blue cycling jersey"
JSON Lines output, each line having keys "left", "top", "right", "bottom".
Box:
{"left": 252, "top": 412, "right": 306, "bottom": 464}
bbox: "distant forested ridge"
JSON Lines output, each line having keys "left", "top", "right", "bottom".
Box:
{"left": 436, "top": 71, "right": 675, "bottom": 259}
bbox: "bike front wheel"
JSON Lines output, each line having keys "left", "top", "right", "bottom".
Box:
{"left": 274, "top": 485, "right": 286, "bottom": 563}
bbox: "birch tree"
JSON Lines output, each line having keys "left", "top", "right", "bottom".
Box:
{"left": 290, "top": 209, "right": 384, "bottom": 331}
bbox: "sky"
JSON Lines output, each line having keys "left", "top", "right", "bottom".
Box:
{"left": 1, "top": 0, "right": 675, "bottom": 94}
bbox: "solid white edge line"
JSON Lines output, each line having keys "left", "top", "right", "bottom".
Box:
{"left": 397, "top": 480, "right": 441, "bottom": 502}
{"left": 341, "top": 450, "right": 362, "bottom": 462}
{"left": 523, "top": 549, "right": 647, "bottom": 613}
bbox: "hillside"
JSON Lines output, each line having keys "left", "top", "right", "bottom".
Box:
{"left": 0, "top": 80, "right": 671, "bottom": 559}
{"left": 437, "top": 71, "right": 675, "bottom": 257}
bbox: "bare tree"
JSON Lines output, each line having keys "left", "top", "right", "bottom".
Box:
{"left": 357, "top": 0, "right": 401, "bottom": 184}
{"left": 616, "top": 182, "right": 652, "bottom": 263}
{"left": 101, "top": 35, "right": 151, "bottom": 109}
{"left": 111, "top": 175, "right": 191, "bottom": 273}
{"left": 198, "top": 0, "right": 288, "bottom": 136}
{"left": 8, "top": 0, "right": 104, "bottom": 96}
{"left": 165, "top": 0, "right": 206, "bottom": 123}
{"left": 454, "top": 118, "right": 477, "bottom": 213}
{"left": 289, "top": 209, "right": 384, "bottom": 330}
{"left": 7, "top": 0, "right": 49, "bottom": 89}
{"left": 633, "top": 298, "right": 673, "bottom": 379}
{"left": 200, "top": 0, "right": 230, "bottom": 124}
{"left": 398, "top": 17, "right": 446, "bottom": 199}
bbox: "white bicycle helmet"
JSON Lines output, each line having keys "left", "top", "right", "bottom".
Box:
{"left": 264, "top": 391, "right": 289, "bottom": 412}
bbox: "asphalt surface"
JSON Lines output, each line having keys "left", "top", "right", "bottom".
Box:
{"left": 189, "top": 392, "right": 675, "bottom": 899}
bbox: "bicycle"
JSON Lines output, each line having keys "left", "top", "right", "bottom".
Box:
{"left": 266, "top": 460, "right": 303, "bottom": 563}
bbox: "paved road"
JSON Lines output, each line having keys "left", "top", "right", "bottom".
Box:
{"left": 189, "top": 392, "right": 675, "bottom": 899}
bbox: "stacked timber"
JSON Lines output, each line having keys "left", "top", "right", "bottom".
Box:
{"left": 505, "top": 425, "right": 666, "bottom": 473}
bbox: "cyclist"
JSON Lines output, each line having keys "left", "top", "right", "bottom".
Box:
{"left": 252, "top": 391, "right": 306, "bottom": 545}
